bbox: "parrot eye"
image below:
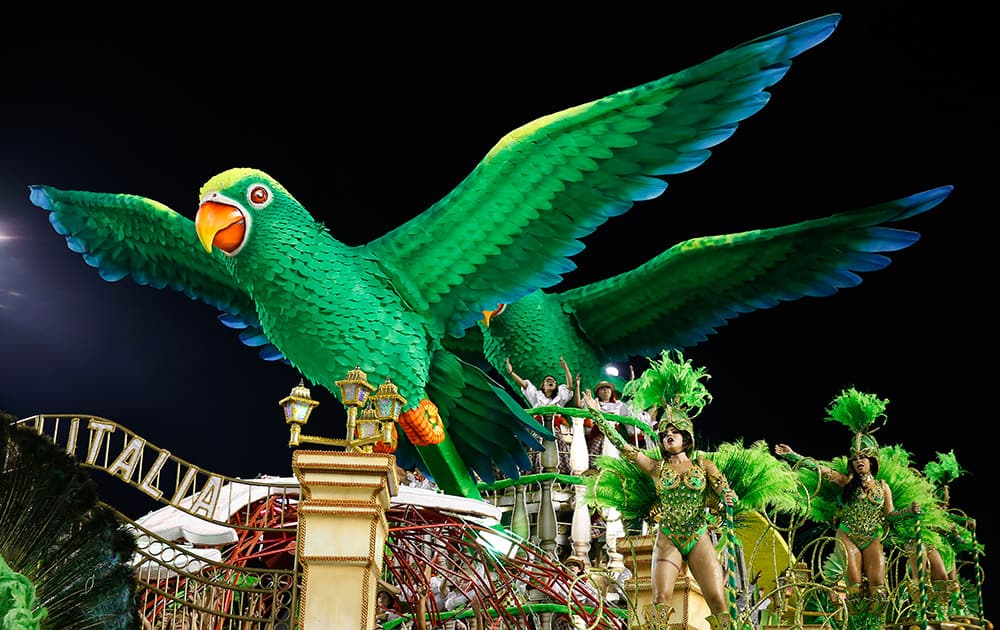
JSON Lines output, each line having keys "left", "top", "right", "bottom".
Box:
{"left": 247, "top": 184, "right": 272, "bottom": 209}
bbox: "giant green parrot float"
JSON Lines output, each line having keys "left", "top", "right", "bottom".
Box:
{"left": 457, "top": 186, "right": 951, "bottom": 396}
{"left": 30, "top": 14, "right": 841, "bottom": 499}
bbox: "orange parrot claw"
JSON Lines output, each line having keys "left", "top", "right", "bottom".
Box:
{"left": 396, "top": 399, "right": 445, "bottom": 446}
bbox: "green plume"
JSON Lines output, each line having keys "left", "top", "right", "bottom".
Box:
{"left": 922, "top": 450, "right": 966, "bottom": 487}
{"left": 584, "top": 451, "right": 660, "bottom": 525}
{"left": 790, "top": 456, "right": 843, "bottom": 525}
{"left": 623, "top": 350, "right": 712, "bottom": 418}
{"left": 0, "top": 553, "right": 46, "bottom": 629}
{"left": 702, "top": 439, "right": 806, "bottom": 517}
{"left": 821, "top": 549, "right": 846, "bottom": 584}
{"left": 822, "top": 387, "right": 888, "bottom": 434}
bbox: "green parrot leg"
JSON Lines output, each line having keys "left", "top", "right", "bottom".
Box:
{"left": 415, "top": 436, "right": 484, "bottom": 500}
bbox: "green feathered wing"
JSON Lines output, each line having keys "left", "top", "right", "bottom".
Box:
{"left": 451, "top": 186, "right": 951, "bottom": 396}
{"left": 703, "top": 439, "right": 806, "bottom": 519}
{"left": 372, "top": 14, "right": 842, "bottom": 339}
{"left": 879, "top": 445, "right": 949, "bottom": 548}
{"left": 28, "top": 186, "right": 284, "bottom": 362}
{"left": 585, "top": 450, "right": 660, "bottom": 530}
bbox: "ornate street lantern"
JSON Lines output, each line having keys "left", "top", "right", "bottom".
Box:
{"left": 371, "top": 378, "right": 406, "bottom": 420}
{"left": 335, "top": 366, "right": 375, "bottom": 408}
{"left": 284, "top": 368, "right": 402, "bottom": 452}
{"left": 280, "top": 380, "right": 320, "bottom": 447}
{"left": 356, "top": 406, "right": 380, "bottom": 441}
{"left": 370, "top": 377, "right": 406, "bottom": 448}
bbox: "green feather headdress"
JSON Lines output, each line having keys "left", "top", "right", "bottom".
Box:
{"left": 822, "top": 387, "right": 888, "bottom": 459}
{"left": 922, "top": 449, "right": 967, "bottom": 506}
{"left": 623, "top": 350, "right": 712, "bottom": 435}
{"left": 922, "top": 450, "right": 966, "bottom": 487}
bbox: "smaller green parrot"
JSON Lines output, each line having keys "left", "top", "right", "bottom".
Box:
{"left": 454, "top": 186, "right": 952, "bottom": 396}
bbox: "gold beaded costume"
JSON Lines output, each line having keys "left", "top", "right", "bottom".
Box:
{"left": 837, "top": 477, "right": 886, "bottom": 551}
{"left": 650, "top": 459, "right": 711, "bottom": 555}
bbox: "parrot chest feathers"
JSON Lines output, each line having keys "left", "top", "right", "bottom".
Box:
{"left": 248, "top": 268, "right": 433, "bottom": 403}
{"left": 216, "top": 214, "right": 438, "bottom": 406}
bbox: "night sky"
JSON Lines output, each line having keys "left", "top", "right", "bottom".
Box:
{"left": 0, "top": 5, "right": 991, "bottom": 604}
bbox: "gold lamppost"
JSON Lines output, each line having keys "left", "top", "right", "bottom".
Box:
{"left": 287, "top": 368, "right": 403, "bottom": 630}
{"left": 280, "top": 367, "right": 405, "bottom": 452}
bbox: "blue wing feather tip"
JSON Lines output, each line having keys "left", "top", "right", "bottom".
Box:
{"left": 98, "top": 267, "right": 128, "bottom": 282}
{"left": 239, "top": 330, "right": 271, "bottom": 346}
{"left": 259, "top": 346, "right": 286, "bottom": 361}
{"left": 906, "top": 185, "right": 955, "bottom": 213}
{"left": 786, "top": 14, "right": 841, "bottom": 51}
{"left": 28, "top": 186, "right": 52, "bottom": 210}
{"left": 861, "top": 228, "right": 921, "bottom": 252}
{"left": 65, "top": 235, "right": 87, "bottom": 253}
{"left": 48, "top": 213, "right": 68, "bottom": 236}
{"left": 880, "top": 185, "right": 954, "bottom": 222}
{"left": 217, "top": 313, "right": 250, "bottom": 329}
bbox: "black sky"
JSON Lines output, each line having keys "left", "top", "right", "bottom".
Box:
{"left": 0, "top": 4, "right": 991, "bottom": 604}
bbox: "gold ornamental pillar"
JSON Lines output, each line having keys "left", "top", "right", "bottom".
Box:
{"left": 618, "top": 533, "right": 709, "bottom": 630}
{"left": 293, "top": 450, "right": 399, "bottom": 630}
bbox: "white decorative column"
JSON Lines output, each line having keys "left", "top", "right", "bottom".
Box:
{"left": 569, "top": 416, "right": 591, "bottom": 566}
{"left": 596, "top": 421, "right": 625, "bottom": 570}
{"left": 604, "top": 512, "right": 625, "bottom": 573}
{"left": 293, "top": 450, "right": 398, "bottom": 630}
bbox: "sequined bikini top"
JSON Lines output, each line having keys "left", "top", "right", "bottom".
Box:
{"left": 846, "top": 476, "right": 885, "bottom": 508}
{"left": 648, "top": 459, "right": 708, "bottom": 531}
{"left": 657, "top": 460, "right": 707, "bottom": 491}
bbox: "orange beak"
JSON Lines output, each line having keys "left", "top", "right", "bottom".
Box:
{"left": 481, "top": 304, "right": 504, "bottom": 327}
{"left": 195, "top": 201, "right": 245, "bottom": 254}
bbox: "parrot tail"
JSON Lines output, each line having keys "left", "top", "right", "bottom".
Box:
{"left": 426, "top": 351, "right": 553, "bottom": 485}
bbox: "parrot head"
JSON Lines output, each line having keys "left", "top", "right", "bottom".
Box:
{"left": 194, "top": 168, "right": 312, "bottom": 257}
{"left": 479, "top": 293, "right": 554, "bottom": 341}
{"left": 479, "top": 301, "right": 530, "bottom": 348}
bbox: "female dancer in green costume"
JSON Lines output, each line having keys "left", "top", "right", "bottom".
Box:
{"left": 775, "top": 388, "right": 919, "bottom": 605}
{"left": 775, "top": 440, "right": 896, "bottom": 592}
{"left": 582, "top": 351, "right": 737, "bottom": 630}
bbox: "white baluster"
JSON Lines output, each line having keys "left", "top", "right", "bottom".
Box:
{"left": 569, "top": 416, "right": 591, "bottom": 565}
